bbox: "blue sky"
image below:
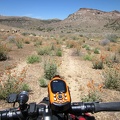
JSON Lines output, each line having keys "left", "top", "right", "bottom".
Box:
{"left": 0, "top": 0, "right": 120, "bottom": 20}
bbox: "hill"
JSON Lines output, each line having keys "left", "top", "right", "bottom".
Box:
{"left": 0, "top": 8, "right": 120, "bottom": 35}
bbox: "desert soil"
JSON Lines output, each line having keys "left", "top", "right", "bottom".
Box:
{"left": 0, "top": 43, "right": 120, "bottom": 120}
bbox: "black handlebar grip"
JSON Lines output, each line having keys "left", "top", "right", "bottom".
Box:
{"left": 94, "top": 102, "right": 120, "bottom": 112}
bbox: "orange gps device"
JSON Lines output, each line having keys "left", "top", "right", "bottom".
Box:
{"left": 48, "top": 75, "right": 71, "bottom": 112}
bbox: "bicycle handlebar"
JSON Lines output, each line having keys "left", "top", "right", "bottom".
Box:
{"left": 1, "top": 101, "right": 120, "bottom": 120}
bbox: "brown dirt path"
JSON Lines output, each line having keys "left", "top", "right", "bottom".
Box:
{"left": 59, "top": 45, "right": 103, "bottom": 102}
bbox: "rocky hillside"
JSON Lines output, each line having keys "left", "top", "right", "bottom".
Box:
{"left": 0, "top": 8, "right": 120, "bottom": 35}
{"left": 59, "top": 8, "right": 120, "bottom": 34}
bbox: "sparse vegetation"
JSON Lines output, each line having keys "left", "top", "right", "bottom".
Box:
{"left": 37, "top": 46, "right": 51, "bottom": 55}
{"left": 44, "top": 60, "right": 57, "bottom": 80}
{"left": 0, "top": 68, "right": 30, "bottom": 99}
{"left": 106, "top": 34, "right": 118, "bottom": 43}
{"left": 83, "top": 54, "right": 93, "bottom": 61}
{"left": 39, "top": 77, "right": 48, "bottom": 87}
{"left": 103, "top": 65, "right": 120, "bottom": 91}
{"left": 34, "top": 41, "right": 42, "bottom": 46}
{"left": 0, "top": 43, "right": 8, "bottom": 61}
{"left": 92, "top": 59, "right": 104, "bottom": 69}
{"left": 94, "top": 48, "right": 100, "bottom": 54}
{"left": 81, "top": 80, "right": 102, "bottom": 102}
{"left": 55, "top": 48, "right": 62, "bottom": 57}
{"left": 0, "top": 9, "right": 120, "bottom": 120}
{"left": 15, "top": 40, "right": 23, "bottom": 49}
{"left": 27, "top": 55, "right": 41, "bottom": 64}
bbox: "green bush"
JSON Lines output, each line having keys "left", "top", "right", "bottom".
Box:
{"left": 0, "top": 44, "right": 8, "bottom": 61}
{"left": 27, "top": 55, "right": 41, "bottom": 64}
{"left": 21, "top": 83, "right": 30, "bottom": 91}
{"left": 16, "top": 40, "right": 23, "bottom": 49}
{"left": 103, "top": 67, "right": 120, "bottom": 91}
{"left": 92, "top": 60, "right": 104, "bottom": 69}
{"left": 81, "top": 92, "right": 101, "bottom": 102}
{"left": 34, "top": 41, "right": 42, "bottom": 46}
{"left": 0, "top": 77, "right": 30, "bottom": 100}
{"left": 39, "top": 78, "right": 48, "bottom": 87}
{"left": 84, "top": 54, "right": 93, "bottom": 61}
{"left": 94, "top": 48, "right": 100, "bottom": 54}
{"left": 82, "top": 44, "right": 91, "bottom": 51}
{"left": 44, "top": 61, "right": 57, "bottom": 80}
{"left": 56, "top": 48, "right": 62, "bottom": 57}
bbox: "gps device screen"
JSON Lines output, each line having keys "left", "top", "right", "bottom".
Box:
{"left": 51, "top": 80, "right": 66, "bottom": 93}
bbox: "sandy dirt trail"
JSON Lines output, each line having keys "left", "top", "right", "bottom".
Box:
{"left": 59, "top": 45, "right": 103, "bottom": 102}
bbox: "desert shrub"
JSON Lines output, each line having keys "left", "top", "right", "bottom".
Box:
{"left": 37, "top": 47, "right": 51, "bottom": 55}
{"left": 44, "top": 61, "right": 57, "bottom": 80}
{"left": 22, "top": 32, "right": 30, "bottom": 36}
{"left": 81, "top": 91, "right": 101, "bottom": 102}
{"left": 83, "top": 54, "right": 93, "bottom": 61}
{"left": 110, "top": 53, "right": 120, "bottom": 63}
{"left": 105, "top": 53, "right": 120, "bottom": 67}
{"left": 21, "top": 83, "right": 30, "bottom": 92}
{"left": 0, "top": 69, "right": 30, "bottom": 99}
{"left": 92, "top": 60, "right": 104, "bottom": 69}
{"left": 103, "top": 65, "right": 120, "bottom": 91}
{"left": 99, "top": 39, "right": 110, "bottom": 46}
{"left": 24, "top": 40, "right": 30, "bottom": 44}
{"left": 34, "top": 41, "right": 42, "bottom": 46}
{"left": 7, "top": 36, "right": 16, "bottom": 43}
{"left": 72, "top": 46, "right": 81, "bottom": 56}
{"left": 50, "top": 44, "right": 55, "bottom": 50}
{"left": 106, "top": 34, "right": 118, "bottom": 43}
{"left": 81, "top": 80, "right": 102, "bottom": 102}
{"left": 56, "top": 48, "right": 62, "bottom": 57}
{"left": 15, "top": 40, "right": 23, "bottom": 49}
{"left": 27, "top": 55, "right": 41, "bottom": 64}
{"left": 66, "top": 40, "right": 77, "bottom": 48}
{"left": 82, "top": 44, "right": 88, "bottom": 48}
{"left": 39, "top": 77, "right": 48, "bottom": 87}
{"left": 0, "top": 43, "right": 8, "bottom": 61}
{"left": 82, "top": 44, "right": 91, "bottom": 51}
{"left": 94, "top": 48, "right": 100, "bottom": 54}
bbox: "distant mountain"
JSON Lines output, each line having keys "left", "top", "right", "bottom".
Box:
{"left": 0, "top": 8, "right": 120, "bottom": 35}
{"left": 59, "top": 8, "right": 120, "bottom": 33}
{"left": 0, "top": 16, "right": 61, "bottom": 29}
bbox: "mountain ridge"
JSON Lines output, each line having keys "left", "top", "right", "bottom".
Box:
{"left": 0, "top": 8, "right": 120, "bottom": 35}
